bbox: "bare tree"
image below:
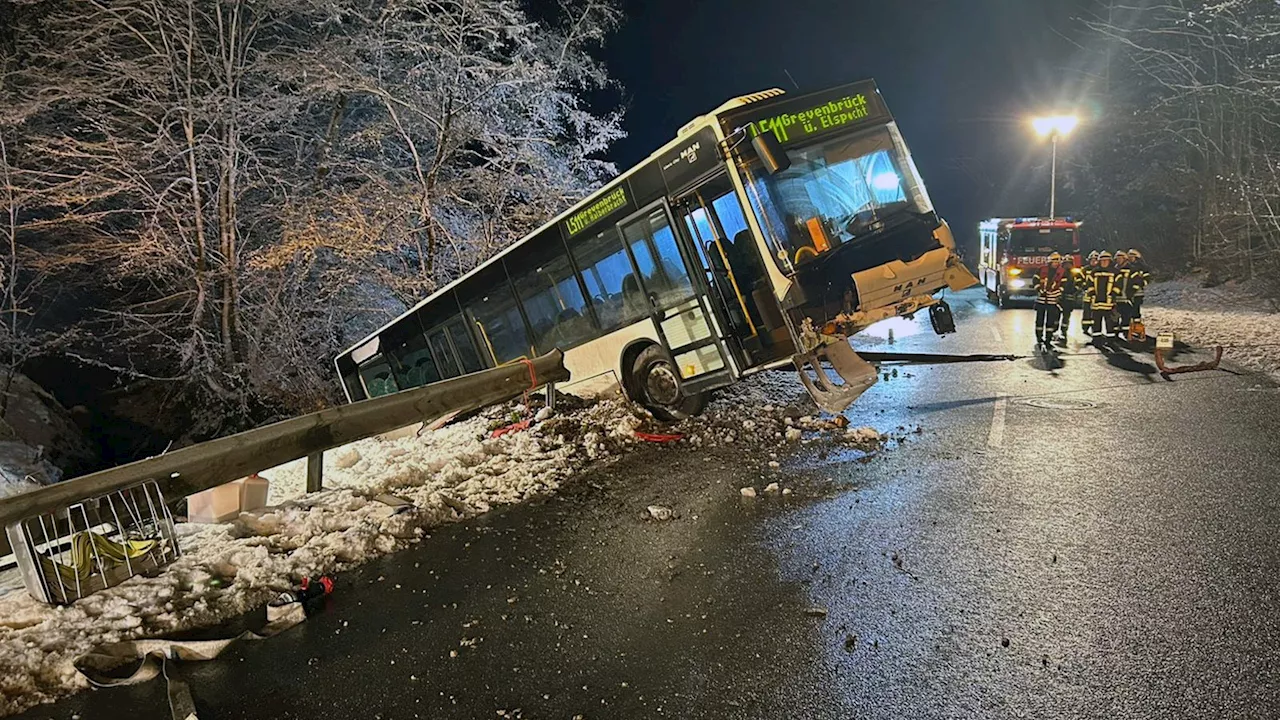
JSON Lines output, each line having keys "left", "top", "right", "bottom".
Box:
{"left": 3, "top": 0, "right": 625, "bottom": 436}
{"left": 1083, "top": 1, "right": 1280, "bottom": 286}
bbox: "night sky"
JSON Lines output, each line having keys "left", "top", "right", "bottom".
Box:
{"left": 598, "top": 0, "right": 1105, "bottom": 255}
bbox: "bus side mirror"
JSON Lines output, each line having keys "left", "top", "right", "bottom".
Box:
{"left": 751, "top": 132, "right": 791, "bottom": 175}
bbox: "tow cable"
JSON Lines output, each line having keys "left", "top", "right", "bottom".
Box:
{"left": 857, "top": 352, "right": 1022, "bottom": 365}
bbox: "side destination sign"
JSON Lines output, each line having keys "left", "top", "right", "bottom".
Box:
{"left": 730, "top": 80, "right": 890, "bottom": 147}
{"left": 565, "top": 185, "right": 628, "bottom": 237}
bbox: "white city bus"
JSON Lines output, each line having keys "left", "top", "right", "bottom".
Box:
{"left": 335, "top": 79, "right": 977, "bottom": 418}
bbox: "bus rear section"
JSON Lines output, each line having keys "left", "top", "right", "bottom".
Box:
{"left": 979, "top": 218, "right": 1081, "bottom": 307}
{"left": 719, "top": 81, "right": 978, "bottom": 411}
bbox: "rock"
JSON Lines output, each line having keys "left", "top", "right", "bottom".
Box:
{"left": 647, "top": 505, "right": 673, "bottom": 521}
{"left": 844, "top": 633, "right": 858, "bottom": 652}
{"left": 333, "top": 447, "right": 362, "bottom": 469}
{"left": 785, "top": 427, "right": 803, "bottom": 442}
{"left": 804, "top": 607, "right": 828, "bottom": 617}
{"left": 832, "top": 415, "right": 850, "bottom": 428}
{"left": 742, "top": 419, "right": 756, "bottom": 431}
{"left": 782, "top": 488, "right": 793, "bottom": 496}
{"left": 534, "top": 406, "right": 553, "bottom": 422}
{"left": 739, "top": 486, "right": 757, "bottom": 498}
{"left": 1001, "top": 637, "right": 1010, "bottom": 648}
{"left": 767, "top": 460, "right": 780, "bottom": 469}
{"left": 763, "top": 482, "right": 780, "bottom": 494}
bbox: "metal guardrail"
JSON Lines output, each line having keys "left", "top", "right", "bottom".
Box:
{"left": 0, "top": 351, "right": 568, "bottom": 560}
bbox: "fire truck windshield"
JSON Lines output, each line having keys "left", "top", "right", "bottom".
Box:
{"left": 1009, "top": 227, "right": 1075, "bottom": 255}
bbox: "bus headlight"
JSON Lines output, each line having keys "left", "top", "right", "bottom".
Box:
{"left": 1007, "top": 267, "right": 1022, "bottom": 276}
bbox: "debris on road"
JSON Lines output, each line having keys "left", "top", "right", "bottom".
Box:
{"left": 844, "top": 633, "right": 858, "bottom": 652}
{"left": 804, "top": 607, "right": 829, "bottom": 617}
{"left": 647, "top": 505, "right": 674, "bottom": 521}
{"left": 740, "top": 487, "right": 757, "bottom": 498}
{"left": 763, "top": 482, "right": 780, "bottom": 494}
{"left": 782, "top": 488, "right": 793, "bottom": 496}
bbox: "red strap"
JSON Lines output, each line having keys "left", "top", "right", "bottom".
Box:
{"left": 517, "top": 357, "right": 537, "bottom": 389}
{"left": 634, "top": 431, "right": 684, "bottom": 443}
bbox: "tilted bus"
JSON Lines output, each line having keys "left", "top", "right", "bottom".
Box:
{"left": 336, "top": 79, "right": 978, "bottom": 418}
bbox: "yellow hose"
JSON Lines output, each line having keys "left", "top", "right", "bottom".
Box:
{"left": 41, "top": 531, "right": 158, "bottom": 585}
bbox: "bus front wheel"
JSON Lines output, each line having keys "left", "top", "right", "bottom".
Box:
{"left": 632, "top": 345, "right": 704, "bottom": 421}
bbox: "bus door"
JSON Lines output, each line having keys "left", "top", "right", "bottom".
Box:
{"left": 672, "top": 174, "right": 779, "bottom": 369}
{"left": 615, "top": 202, "right": 735, "bottom": 392}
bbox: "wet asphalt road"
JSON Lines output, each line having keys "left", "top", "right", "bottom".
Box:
{"left": 16, "top": 287, "right": 1280, "bottom": 720}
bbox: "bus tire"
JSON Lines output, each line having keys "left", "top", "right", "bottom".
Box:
{"left": 631, "top": 345, "right": 704, "bottom": 421}
{"left": 997, "top": 286, "right": 1009, "bottom": 308}
{"left": 986, "top": 287, "right": 998, "bottom": 304}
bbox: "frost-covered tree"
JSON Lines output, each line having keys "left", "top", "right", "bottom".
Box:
{"left": 2, "top": 0, "right": 623, "bottom": 435}
{"left": 1082, "top": 0, "right": 1280, "bottom": 285}
{"left": 265, "top": 0, "right": 624, "bottom": 306}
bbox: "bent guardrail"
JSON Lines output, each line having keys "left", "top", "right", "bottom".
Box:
{"left": 1, "top": 351, "right": 568, "bottom": 600}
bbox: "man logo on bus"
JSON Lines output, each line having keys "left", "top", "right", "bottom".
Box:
{"left": 680, "top": 141, "right": 700, "bottom": 165}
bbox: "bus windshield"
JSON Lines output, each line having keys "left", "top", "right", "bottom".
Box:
{"left": 1009, "top": 228, "right": 1076, "bottom": 255}
{"left": 742, "top": 123, "right": 932, "bottom": 273}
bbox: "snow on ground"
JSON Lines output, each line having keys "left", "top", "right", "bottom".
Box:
{"left": 1142, "top": 276, "right": 1280, "bottom": 380}
{"left": 0, "top": 369, "right": 894, "bottom": 717}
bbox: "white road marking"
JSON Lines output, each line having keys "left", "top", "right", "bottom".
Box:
{"left": 987, "top": 394, "right": 1007, "bottom": 448}
{"left": 990, "top": 324, "right": 1003, "bottom": 344}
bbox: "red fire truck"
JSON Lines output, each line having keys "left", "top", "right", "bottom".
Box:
{"left": 977, "top": 217, "right": 1082, "bottom": 307}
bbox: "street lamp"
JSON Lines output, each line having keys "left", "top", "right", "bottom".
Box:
{"left": 1030, "top": 115, "right": 1080, "bottom": 219}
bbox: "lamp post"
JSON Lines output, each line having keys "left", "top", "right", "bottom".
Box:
{"left": 1031, "top": 115, "right": 1080, "bottom": 219}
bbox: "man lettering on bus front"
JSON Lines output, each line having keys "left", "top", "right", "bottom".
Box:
{"left": 1032, "top": 252, "right": 1071, "bottom": 349}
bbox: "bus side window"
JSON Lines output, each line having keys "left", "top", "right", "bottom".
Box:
{"left": 620, "top": 208, "right": 693, "bottom": 309}
{"left": 464, "top": 282, "right": 534, "bottom": 365}
{"left": 510, "top": 251, "right": 598, "bottom": 354}
{"left": 445, "top": 317, "right": 485, "bottom": 373}
{"left": 357, "top": 354, "right": 399, "bottom": 398}
{"left": 428, "top": 329, "right": 462, "bottom": 379}
{"left": 388, "top": 332, "right": 440, "bottom": 389}
{"left": 568, "top": 227, "right": 649, "bottom": 331}
{"left": 336, "top": 355, "right": 367, "bottom": 402}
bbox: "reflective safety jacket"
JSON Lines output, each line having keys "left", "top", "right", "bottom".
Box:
{"left": 1065, "top": 266, "right": 1086, "bottom": 302}
{"left": 1033, "top": 265, "right": 1073, "bottom": 305}
{"left": 1083, "top": 265, "right": 1123, "bottom": 309}
{"left": 1127, "top": 261, "right": 1151, "bottom": 298}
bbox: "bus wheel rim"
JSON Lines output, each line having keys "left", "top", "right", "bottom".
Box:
{"left": 644, "top": 361, "right": 682, "bottom": 406}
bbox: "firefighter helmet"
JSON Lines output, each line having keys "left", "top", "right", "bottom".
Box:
{"left": 1087, "top": 250, "right": 1100, "bottom": 262}
{"left": 1049, "top": 252, "right": 1063, "bottom": 263}
{"left": 1129, "top": 248, "right": 1142, "bottom": 259}
{"left": 1098, "top": 251, "right": 1112, "bottom": 259}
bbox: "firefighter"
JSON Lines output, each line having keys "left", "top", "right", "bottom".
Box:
{"left": 1059, "top": 255, "right": 1085, "bottom": 345}
{"left": 1032, "top": 252, "right": 1071, "bottom": 348}
{"left": 1085, "top": 251, "right": 1122, "bottom": 339}
{"left": 1127, "top": 248, "right": 1150, "bottom": 321}
{"left": 1080, "top": 251, "right": 1100, "bottom": 336}
{"left": 1114, "top": 250, "right": 1134, "bottom": 335}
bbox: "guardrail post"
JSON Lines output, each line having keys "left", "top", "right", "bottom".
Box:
{"left": 546, "top": 382, "right": 557, "bottom": 411}
{"left": 306, "top": 452, "right": 323, "bottom": 494}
